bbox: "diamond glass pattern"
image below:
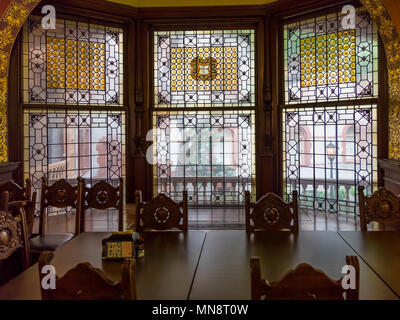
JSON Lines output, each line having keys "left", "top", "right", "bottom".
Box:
{"left": 152, "top": 111, "right": 255, "bottom": 205}
{"left": 24, "top": 110, "right": 126, "bottom": 214}
{"left": 284, "top": 10, "right": 378, "bottom": 103}
{"left": 23, "top": 16, "right": 123, "bottom": 105}
{"left": 282, "top": 105, "right": 378, "bottom": 215}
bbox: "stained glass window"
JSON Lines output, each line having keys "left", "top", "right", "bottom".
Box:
{"left": 24, "top": 110, "right": 125, "bottom": 213}
{"left": 154, "top": 30, "right": 255, "bottom": 107}
{"left": 152, "top": 111, "right": 255, "bottom": 205}
{"left": 282, "top": 8, "right": 379, "bottom": 218}
{"left": 23, "top": 16, "right": 123, "bottom": 105}
{"left": 22, "top": 14, "right": 126, "bottom": 215}
{"left": 152, "top": 27, "right": 256, "bottom": 209}
{"left": 282, "top": 104, "right": 377, "bottom": 215}
{"left": 284, "top": 9, "right": 378, "bottom": 103}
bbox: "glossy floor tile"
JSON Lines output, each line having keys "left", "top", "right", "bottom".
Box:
{"left": 34, "top": 204, "right": 378, "bottom": 232}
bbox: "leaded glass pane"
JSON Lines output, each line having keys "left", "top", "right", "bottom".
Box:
{"left": 24, "top": 110, "right": 125, "bottom": 213}
{"left": 154, "top": 29, "right": 255, "bottom": 107}
{"left": 152, "top": 111, "right": 255, "bottom": 205}
{"left": 284, "top": 9, "right": 378, "bottom": 103}
{"left": 23, "top": 16, "right": 123, "bottom": 105}
{"left": 282, "top": 105, "right": 378, "bottom": 215}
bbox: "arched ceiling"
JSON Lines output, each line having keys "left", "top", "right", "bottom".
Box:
{"left": 106, "top": 0, "right": 277, "bottom": 7}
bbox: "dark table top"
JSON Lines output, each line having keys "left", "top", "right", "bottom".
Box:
{"left": 339, "top": 231, "right": 400, "bottom": 298}
{"left": 1, "top": 230, "right": 399, "bottom": 300}
{"left": 189, "top": 231, "right": 398, "bottom": 300}
{"left": 0, "top": 231, "right": 206, "bottom": 300}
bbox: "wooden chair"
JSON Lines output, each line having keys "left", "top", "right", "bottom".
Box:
{"left": 135, "top": 190, "right": 188, "bottom": 232}
{"left": 245, "top": 190, "right": 299, "bottom": 232}
{"left": 250, "top": 256, "right": 359, "bottom": 300}
{"left": 358, "top": 186, "right": 400, "bottom": 231}
{"left": 0, "top": 192, "right": 31, "bottom": 284}
{"left": 30, "top": 177, "right": 84, "bottom": 252}
{"left": 0, "top": 179, "right": 36, "bottom": 235}
{"left": 38, "top": 251, "right": 136, "bottom": 300}
{"left": 80, "top": 178, "right": 124, "bottom": 232}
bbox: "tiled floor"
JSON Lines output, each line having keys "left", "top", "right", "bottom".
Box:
{"left": 34, "top": 205, "right": 376, "bottom": 233}
{"left": 299, "top": 208, "right": 361, "bottom": 231}
{"left": 188, "top": 207, "right": 245, "bottom": 229}
{"left": 32, "top": 207, "right": 134, "bottom": 234}
{"left": 188, "top": 207, "right": 363, "bottom": 230}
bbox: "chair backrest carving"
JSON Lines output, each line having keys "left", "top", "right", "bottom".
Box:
{"left": 250, "top": 255, "right": 359, "bottom": 300}
{"left": 38, "top": 251, "right": 136, "bottom": 300}
{"left": 0, "top": 180, "right": 26, "bottom": 202}
{"left": 0, "top": 180, "right": 36, "bottom": 235}
{"left": 81, "top": 178, "right": 124, "bottom": 232}
{"left": 135, "top": 191, "right": 188, "bottom": 232}
{"left": 39, "top": 177, "right": 84, "bottom": 235}
{"left": 358, "top": 186, "right": 400, "bottom": 231}
{"left": 0, "top": 192, "right": 22, "bottom": 262}
{"left": 0, "top": 192, "right": 30, "bottom": 270}
{"left": 245, "top": 190, "right": 299, "bottom": 232}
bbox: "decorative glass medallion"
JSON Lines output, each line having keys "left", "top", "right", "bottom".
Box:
{"left": 154, "top": 30, "right": 255, "bottom": 107}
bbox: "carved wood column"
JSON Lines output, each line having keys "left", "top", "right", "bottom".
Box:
{"left": 270, "top": 17, "right": 281, "bottom": 195}
{"left": 263, "top": 17, "right": 273, "bottom": 158}
{"left": 256, "top": 15, "right": 279, "bottom": 199}
{"left": 130, "top": 18, "right": 150, "bottom": 202}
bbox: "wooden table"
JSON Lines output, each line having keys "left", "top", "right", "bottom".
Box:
{"left": 189, "top": 231, "right": 398, "bottom": 300}
{"left": 339, "top": 231, "right": 400, "bottom": 298}
{"left": 0, "top": 231, "right": 206, "bottom": 300}
{"left": 1, "top": 230, "right": 399, "bottom": 300}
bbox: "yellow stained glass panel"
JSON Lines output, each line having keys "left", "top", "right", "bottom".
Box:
{"left": 170, "top": 47, "right": 238, "bottom": 92}
{"left": 300, "top": 30, "right": 356, "bottom": 88}
{"left": 46, "top": 37, "right": 106, "bottom": 91}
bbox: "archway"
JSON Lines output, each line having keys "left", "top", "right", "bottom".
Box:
{"left": 361, "top": 0, "right": 400, "bottom": 159}
{"left": 0, "top": 0, "right": 41, "bottom": 161}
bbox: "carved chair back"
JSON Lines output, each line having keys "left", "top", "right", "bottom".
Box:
{"left": 0, "top": 179, "right": 36, "bottom": 235}
{"left": 39, "top": 177, "right": 84, "bottom": 236}
{"left": 245, "top": 190, "right": 299, "bottom": 232}
{"left": 38, "top": 251, "right": 136, "bottom": 300}
{"left": 250, "top": 256, "right": 359, "bottom": 300}
{"left": 0, "top": 179, "right": 29, "bottom": 202}
{"left": 80, "top": 178, "right": 124, "bottom": 232}
{"left": 135, "top": 190, "right": 188, "bottom": 232}
{"left": 0, "top": 192, "right": 31, "bottom": 271}
{"left": 358, "top": 186, "right": 400, "bottom": 231}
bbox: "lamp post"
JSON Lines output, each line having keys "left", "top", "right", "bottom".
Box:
{"left": 326, "top": 141, "right": 336, "bottom": 200}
